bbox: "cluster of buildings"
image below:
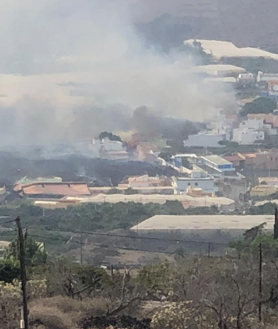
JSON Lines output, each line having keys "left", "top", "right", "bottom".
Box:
{"left": 71, "top": 133, "right": 169, "bottom": 164}
{"left": 8, "top": 161, "right": 238, "bottom": 211}
{"left": 184, "top": 62, "right": 278, "bottom": 147}
{"left": 171, "top": 153, "right": 245, "bottom": 201}
{"left": 184, "top": 107, "right": 278, "bottom": 146}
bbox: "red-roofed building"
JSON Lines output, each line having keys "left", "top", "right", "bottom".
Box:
{"left": 20, "top": 182, "right": 91, "bottom": 199}
{"left": 223, "top": 153, "right": 246, "bottom": 170}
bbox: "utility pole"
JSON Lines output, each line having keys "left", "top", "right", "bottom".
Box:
{"left": 80, "top": 233, "right": 83, "bottom": 266}
{"left": 274, "top": 207, "right": 278, "bottom": 239}
{"left": 208, "top": 242, "right": 211, "bottom": 257}
{"left": 258, "top": 243, "right": 262, "bottom": 323}
{"left": 16, "top": 216, "right": 29, "bottom": 329}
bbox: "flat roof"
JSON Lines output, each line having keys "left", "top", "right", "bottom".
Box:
{"left": 196, "top": 164, "right": 222, "bottom": 175}
{"left": 131, "top": 215, "right": 273, "bottom": 231}
{"left": 174, "top": 176, "right": 214, "bottom": 181}
{"left": 202, "top": 155, "right": 232, "bottom": 166}
{"left": 81, "top": 194, "right": 234, "bottom": 206}
{"left": 194, "top": 64, "right": 246, "bottom": 76}
{"left": 173, "top": 154, "right": 198, "bottom": 158}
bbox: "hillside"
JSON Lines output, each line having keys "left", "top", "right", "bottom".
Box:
{"left": 136, "top": 0, "right": 278, "bottom": 51}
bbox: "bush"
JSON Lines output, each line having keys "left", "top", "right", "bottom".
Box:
{"left": 29, "top": 296, "right": 109, "bottom": 329}
{"left": 240, "top": 97, "right": 276, "bottom": 116}
{"left": 151, "top": 301, "right": 212, "bottom": 329}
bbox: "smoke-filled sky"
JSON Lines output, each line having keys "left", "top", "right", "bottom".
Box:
{"left": 0, "top": 0, "right": 236, "bottom": 146}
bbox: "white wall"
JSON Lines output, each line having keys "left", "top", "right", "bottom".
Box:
{"left": 240, "top": 119, "right": 264, "bottom": 130}
{"left": 233, "top": 128, "right": 264, "bottom": 145}
{"left": 129, "top": 175, "right": 162, "bottom": 188}
{"left": 92, "top": 138, "right": 123, "bottom": 152}
{"left": 184, "top": 133, "right": 224, "bottom": 148}
{"left": 173, "top": 177, "right": 217, "bottom": 194}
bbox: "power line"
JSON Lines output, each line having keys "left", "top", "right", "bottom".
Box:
{"left": 28, "top": 234, "right": 190, "bottom": 256}
{"left": 26, "top": 232, "right": 278, "bottom": 256}
{"left": 29, "top": 227, "right": 230, "bottom": 247}
{"left": 0, "top": 219, "right": 16, "bottom": 225}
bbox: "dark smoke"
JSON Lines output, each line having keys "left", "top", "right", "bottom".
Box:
{"left": 130, "top": 106, "right": 205, "bottom": 141}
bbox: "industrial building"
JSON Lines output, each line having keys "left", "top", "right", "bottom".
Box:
{"left": 201, "top": 155, "right": 234, "bottom": 172}
{"left": 131, "top": 215, "right": 273, "bottom": 240}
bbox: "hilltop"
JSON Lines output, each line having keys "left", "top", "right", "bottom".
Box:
{"left": 136, "top": 0, "right": 278, "bottom": 51}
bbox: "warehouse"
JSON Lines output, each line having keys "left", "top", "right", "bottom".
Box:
{"left": 130, "top": 215, "right": 273, "bottom": 242}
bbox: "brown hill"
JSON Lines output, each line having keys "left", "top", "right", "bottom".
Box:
{"left": 135, "top": 0, "right": 278, "bottom": 50}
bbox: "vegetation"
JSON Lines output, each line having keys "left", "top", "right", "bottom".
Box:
{"left": 240, "top": 97, "right": 277, "bottom": 116}
{"left": 0, "top": 202, "right": 219, "bottom": 237}
{"left": 3, "top": 222, "right": 278, "bottom": 328}
{"left": 222, "top": 56, "right": 278, "bottom": 74}
{"left": 208, "top": 143, "right": 257, "bottom": 156}
{"left": 179, "top": 40, "right": 213, "bottom": 65}
{"left": 98, "top": 131, "right": 122, "bottom": 142}
{"left": 246, "top": 202, "right": 277, "bottom": 215}
{"left": 4, "top": 236, "right": 47, "bottom": 267}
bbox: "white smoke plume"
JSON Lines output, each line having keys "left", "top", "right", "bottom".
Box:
{"left": 0, "top": 0, "right": 236, "bottom": 146}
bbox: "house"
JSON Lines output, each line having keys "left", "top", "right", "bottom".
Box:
{"left": 184, "top": 132, "right": 226, "bottom": 148}
{"left": 243, "top": 151, "right": 278, "bottom": 170}
{"left": 248, "top": 113, "right": 278, "bottom": 129}
{"left": 233, "top": 127, "right": 265, "bottom": 145}
{"left": 172, "top": 173, "right": 217, "bottom": 195}
{"left": 20, "top": 182, "right": 91, "bottom": 198}
{"left": 223, "top": 154, "right": 245, "bottom": 170}
{"left": 237, "top": 73, "right": 255, "bottom": 86}
{"left": 258, "top": 177, "right": 278, "bottom": 186}
{"left": 250, "top": 185, "right": 278, "bottom": 197}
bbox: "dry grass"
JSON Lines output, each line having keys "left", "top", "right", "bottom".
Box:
{"left": 29, "top": 296, "right": 109, "bottom": 329}
{"left": 30, "top": 305, "right": 76, "bottom": 329}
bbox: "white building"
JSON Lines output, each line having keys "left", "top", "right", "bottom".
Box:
{"left": 258, "top": 71, "right": 278, "bottom": 83}
{"left": 233, "top": 127, "right": 265, "bottom": 145}
{"left": 92, "top": 138, "right": 124, "bottom": 153}
{"left": 172, "top": 173, "right": 217, "bottom": 195}
{"left": 237, "top": 73, "right": 255, "bottom": 85}
{"left": 240, "top": 119, "right": 264, "bottom": 130}
{"left": 184, "top": 132, "right": 225, "bottom": 148}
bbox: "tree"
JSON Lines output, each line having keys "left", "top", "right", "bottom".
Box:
{"left": 137, "top": 262, "right": 174, "bottom": 300}
{"left": 240, "top": 97, "right": 276, "bottom": 116}
{"left": 124, "top": 188, "right": 139, "bottom": 195}
{"left": 179, "top": 41, "right": 213, "bottom": 65}
{"left": 99, "top": 131, "right": 122, "bottom": 142}
{"left": 0, "top": 259, "right": 20, "bottom": 283}
{"left": 152, "top": 301, "right": 213, "bottom": 329}
{"left": 4, "top": 236, "right": 47, "bottom": 268}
